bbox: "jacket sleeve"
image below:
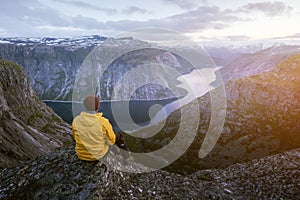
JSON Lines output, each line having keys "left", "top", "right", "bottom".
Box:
{"left": 71, "top": 121, "right": 76, "bottom": 139}
{"left": 100, "top": 118, "right": 116, "bottom": 145}
{"left": 103, "top": 122, "right": 116, "bottom": 145}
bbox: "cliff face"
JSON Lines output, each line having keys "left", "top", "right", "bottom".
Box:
{"left": 74, "top": 39, "right": 194, "bottom": 101}
{"left": 0, "top": 60, "right": 72, "bottom": 168}
{"left": 128, "top": 54, "right": 300, "bottom": 174}
{"left": 0, "top": 42, "right": 93, "bottom": 100}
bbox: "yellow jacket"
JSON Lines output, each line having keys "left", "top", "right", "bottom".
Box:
{"left": 72, "top": 112, "right": 116, "bottom": 161}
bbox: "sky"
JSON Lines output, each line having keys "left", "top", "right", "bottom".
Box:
{"left": 1, "top": 0, "right": 300, "bottom": 45}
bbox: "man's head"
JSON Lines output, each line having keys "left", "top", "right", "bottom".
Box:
{"left": 83, "top": 95, "right": 100, "bottom": 111}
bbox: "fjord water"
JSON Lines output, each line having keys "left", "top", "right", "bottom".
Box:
{"left": 44, "top": 66, "right": 222, "bottom": 132}
{"left": 44, "top": 98, "right": 179, "bottom": 130}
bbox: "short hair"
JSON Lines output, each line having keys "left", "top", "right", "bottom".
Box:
{"left": 83, "top": 95, "right": 100, "bottom": 111}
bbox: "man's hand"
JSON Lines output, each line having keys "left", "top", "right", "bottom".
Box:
{"left": 114, "top": 131, "right": 129, "bottom": 151}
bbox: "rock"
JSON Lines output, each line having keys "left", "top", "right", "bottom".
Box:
{"left": 0, "top": 60, "right": 72, "bottom": 168}
{"left": 0, "top": 145, "right": 299, "bottom": 199}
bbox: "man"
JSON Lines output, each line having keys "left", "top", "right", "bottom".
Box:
{"left": 72, "top": 95, "right": 128, "bottom": 161}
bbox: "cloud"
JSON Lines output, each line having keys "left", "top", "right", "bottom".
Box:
{"left": 0, "top": 0, "right": 72, "bottom": 27}
{"left": 0, "top": 0, "right": 107, "bottom": 36}
{"left": 71, "top": 15, "right": 105, "bottom": 29}
{"left": 104, "top": 6, "right": 240, "bottom": 33}
{"left": 273, "top": 33, "right": 300, "bottom": 39}
{"left": 288, "top": 33, "right": 300, "bottom": 38}
{"left": 162, "top": 6, "right": 239, "bottom": 32}
{"left": 0, "top": 0, "right": 295, "bottom": 38}
{"left": 51, "top": 0, "right": 117, "bottom": 15}
{"left": 51, "top": 0, "right": 151, "bottom": 16}
{"left": 238, "top": 1, "right": 293, "bottom": 16}
{"left": 161, "top": 0, "right": 207, "bottom": 10}
{"left": 225, "top": 35, "right": 250, "bottom": 41}
{"left": 122, "top": 6, "right": 151, "bottom": 15}
{"left": 0, "top": 1, "right": 243, "bottom": 37}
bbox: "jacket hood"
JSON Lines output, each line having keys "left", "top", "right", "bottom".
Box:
{"left": 78, "top": 112, "right": 103, "bottom": 127}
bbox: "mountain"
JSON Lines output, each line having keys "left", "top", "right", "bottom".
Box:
{"left": 204, "top": 43, "right": 265, "bottom": 67}
{"left": 220, "top": 45, "right": 300, "bottom": 82}
{"left": 0, "top": 144, "right": 298, "bottom": 199}
{"left": 0, "top": 36, "right": 194, "bottom": 101}
{"left": 0, "top": 35, "right": 106, "bottom": 49}
{"left": 0, "top": 36, "right": 104, "bottom": 100}
{"left": 0, "top": 60, "right": 72, "bottom": 168}
{"left": 127, "top": 53, "right": 300, "bottom": 174}
{"left": 2, "top": 35, "right": 298, "bottom": 101}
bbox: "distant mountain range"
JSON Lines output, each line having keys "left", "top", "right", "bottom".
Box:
{"left": 220, "top": 45, "right": 300, "bottom": 81}
{"left": 0, "top": 35, "right": 192, "bottom": 100}
{"left": 0, "top": 35, "right": 106, "bottom": 50}
{"left": 0, "top": 35, "right": 300, "bottom": 101}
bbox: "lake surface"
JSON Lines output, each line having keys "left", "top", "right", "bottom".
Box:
{"left": 44, "top": 98, "right": 179, "bottom": 130}
{"left": 44, "top": 68, "right": 221, "bottom": 131}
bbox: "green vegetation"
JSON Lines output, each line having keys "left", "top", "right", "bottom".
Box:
{"left": 27, "top": 112, "right": 43, "bottom": 125}
{"left": 0, "top": 60, "right": 23, "bottom": 72}
{"left": 51, "top": 114, "right": 62, "bottom": 123}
